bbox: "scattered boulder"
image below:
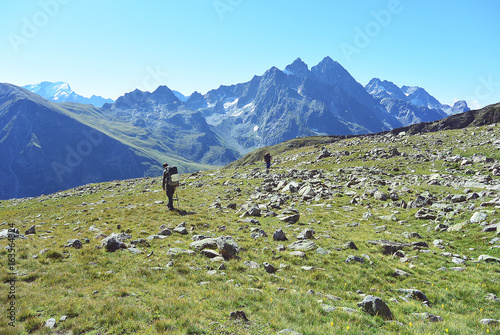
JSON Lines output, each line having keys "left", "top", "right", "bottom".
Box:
{"left": 273, "top": 229, "right": 288, "bottom": 241}
{"left": 415, "top": 208, "right": 437, "bottom": 220}
{"left": 478, "top": 255, "right": 500, "bottom": 263}
{"left": 243, "top": 261, "right": 260, "bottom": 269}
{"left": 278, "top": 214, "right": 300, "bottom": 223}
{"left": 101, "top": 233, "right": 131, "bottom": 252}
{"left": 470, "top": 211, "right": 488, "bottom": 223}
{"left": 263, "top": 262, "right": 276, "bottom": 274}
{"left": 277, "top": 329, "right": 302, "bottom": 335}
{"left": 480, "top": 319, "right": 499, "bottom": 325}
{"left": 397, "top": 289, "right": 430, "bottom": 304}
{"left": 485, "top": 293, "right": 500, "bottom": 302}
{"left": 64, "top": 239, "right": 83, "bottom": 249}
{"left": 288, "top": 240, "right": 317, "bottom": 251}
{"left": 343, "top": 241, "right": 358, "bottom": 250}
{"left": 367, "top": 240, "right": 410, "bottom": 255}
{"left": 173, "top": 222, "right": 188, "bottom": 235}
{"left": 297, "top": 228, "right": 315, "bottom": 240}
{"left": 345, "top": 255, "right": 364, "bottom": 263}
{"left": 412, "top": 312, "right": 443, "bottom": 322}
{"left": 394, "top": 268, "right": 411, "bottom": 277}
{"left": 45, "top": 318, "right": 57, "bottom": 328}
{"left": 25, "top": 226, "right": 36, "bottom": 235}
{"left": 190, "top": 238, "right": 218, "bottom": 250}
{"left": 229, "top": 310, "right": 248, "bottom": 321}
{"left": 216, "top": 236, "right": 240, "bottom": 260}
{"left": 357, "top": 295, "right": 393, "bottom": 320}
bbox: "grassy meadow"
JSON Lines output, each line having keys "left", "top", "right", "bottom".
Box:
{"left": 1, "top": 124, "right": 499, "bottom": 334}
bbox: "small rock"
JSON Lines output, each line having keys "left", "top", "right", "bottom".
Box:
{"left": 412, "top": 312, "right": 443, "bottom": 322}
{"left": 485, "top": 293, "right": 500, "bottom": 302}
{"left": 64, "top": 239, "right": 82, "bottom": 249}
{"left": 480, "top": 319, "right": 499, "bottom": 325}
{"left": 229, "top": 310, "right": 248, "bottom": 321}
{"left": 25, "top": 226, "right": 36, "bottom": 235}
{"left": 345, "top": 255, "right": 364, "bottom": 263}
{"left": 277, "top": 329, "right": 303, "bottom": 335}
{"left": 263, "top": 262, "right": 276, "bottom": 274}
{"left": 397, "top": 289, "right": 430, "bottom": 304}
{"left": 45, "top": 318, "right": 56, "bottom": 328}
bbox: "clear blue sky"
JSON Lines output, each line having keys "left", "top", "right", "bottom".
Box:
{"left": 1, "top": 0, "right": 499, "bottom": 109}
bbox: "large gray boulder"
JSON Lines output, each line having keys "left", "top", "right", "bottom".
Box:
{"left": 101, "top": 233, "right": 131, "bottom": 252}
{"left": 216, "top": 236, "right": 240, "bottom": 260}
{"left": 357, "top": 295, "right": 393, "bottom": 320}
{"left": 288, "top": 240, "right": 317, "bottom": 251}
{"left": 190, "top": 238, "right": 218, "bottom": 250}
{"left": 273, "top": 229, "right": 288, "bottom": 241}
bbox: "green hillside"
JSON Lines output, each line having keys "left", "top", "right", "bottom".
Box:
{"left": 1, "top": 123, "right": 499, "bottom": 334}
{"left": 59, "top": 102, "right": 218, "bottom": 174}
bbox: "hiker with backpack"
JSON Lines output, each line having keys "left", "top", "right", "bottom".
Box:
{"left": 162, "top": 162, "right": 179, "bottom": 210}
{"left": 264, "top": 152, "right": 272, "bottom": 172}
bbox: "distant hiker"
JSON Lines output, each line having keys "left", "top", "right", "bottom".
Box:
{"left": 162, "top": 162, "right": 179, "bottom": 210}
{"left": 264, "top": 152, "right": 271, "bottom": 172}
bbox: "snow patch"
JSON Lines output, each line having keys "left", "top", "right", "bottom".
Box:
{"left": 253, "top": 125, "right": 259, "bottom": 132}
{"left": 223, "top": 98, "right": 239, "bottom": 109}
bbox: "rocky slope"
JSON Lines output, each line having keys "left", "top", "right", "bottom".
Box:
{"left": 1, "top": 120, "right": 499, "bottom": 334}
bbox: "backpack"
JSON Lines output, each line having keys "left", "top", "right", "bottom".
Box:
{"left": 167, "top": 166, "right": 180, "bottom": 187}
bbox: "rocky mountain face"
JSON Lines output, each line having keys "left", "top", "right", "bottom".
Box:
{"left": 366, "top": 78, "right": 470, "bottom": 126}
{"left": 101, "top": 85, "right": 238, "bottom": 165}
{"left": 23, "top": 81, "right": 114, "bottom": 107}
{"left": 0, "top": 84, "right": 156, "bottom": 200}
{"left": 188, "top": 57, "right": 402, "bottom": 151}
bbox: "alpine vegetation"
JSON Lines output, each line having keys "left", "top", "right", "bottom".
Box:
{"left": 1, "top": 117, "right": 499, "bottom": 334}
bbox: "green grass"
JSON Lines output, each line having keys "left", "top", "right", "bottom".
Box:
{"left": 1, "top": 124, "right": 499, "bottom": 334}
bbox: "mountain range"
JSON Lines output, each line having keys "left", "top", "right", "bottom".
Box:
{"left": 23, "top": 81, "right": 114, "bottom": 107}
{"left": 1, "top": 57, "right": 475, "bottom": 199}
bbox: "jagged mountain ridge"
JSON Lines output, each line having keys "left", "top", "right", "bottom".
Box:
{"left": 101, "top": 85, "right": 239, "bottom": 165}
{"left": 365, "top": 78, "right": 470, "bottom": 126}
{"left": 23, "top": 81, "right": 114, "bottom": 107}
{"left": 184, "top": 57, "right": 403, "bottom": 152}
{"left": 1, "top": 56, "right": 483, "bottom": 200}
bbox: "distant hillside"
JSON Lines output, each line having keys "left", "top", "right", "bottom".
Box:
{"left": 0, "top": 84, "right": 199, "bottom": 200}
